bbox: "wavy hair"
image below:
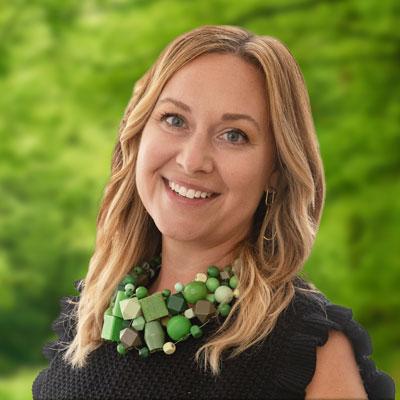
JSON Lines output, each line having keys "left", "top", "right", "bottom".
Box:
{"left": 63, "top": 24, "right": 325, "bottom": 376}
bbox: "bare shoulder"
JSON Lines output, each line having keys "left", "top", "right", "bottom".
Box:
{"left": 305, "top": 329, "right": 368, "bottom": 399}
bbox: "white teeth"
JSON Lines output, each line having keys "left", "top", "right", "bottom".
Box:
{"left": 186, "top": 189, "right": 195, "bottom": 199}
{"left": 167, "top": 179, "right": 214, "bottom": 199}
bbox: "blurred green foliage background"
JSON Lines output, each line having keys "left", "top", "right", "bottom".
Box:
{"left": 0, "top": 0, "right": 398, "bottom": 398}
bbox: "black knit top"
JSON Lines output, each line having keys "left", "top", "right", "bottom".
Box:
{"left": 32, "top": 277, "right": 395, "bottom": 399}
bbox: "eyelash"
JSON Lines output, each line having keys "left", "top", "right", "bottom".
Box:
{"left": 159, "top": 112, "right": 249, "bottom": 145}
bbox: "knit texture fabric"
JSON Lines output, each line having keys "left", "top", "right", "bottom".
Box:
{"left": 32, "top": 277, "right": 395, "bottom": 400}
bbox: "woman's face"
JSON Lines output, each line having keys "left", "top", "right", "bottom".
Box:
{"left": 136, "top": 53, "right": 276, "bottom": 246}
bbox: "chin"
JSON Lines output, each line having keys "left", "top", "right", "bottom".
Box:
{"left": 155, "top": 220, "right": 203, "bottom": 242}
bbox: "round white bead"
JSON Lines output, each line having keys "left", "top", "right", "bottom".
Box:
{"left": 214, "top": 286, "right": 234, "bottom": 304}
{"left": 163, "top": 342, "right": 176, "bottom": 355}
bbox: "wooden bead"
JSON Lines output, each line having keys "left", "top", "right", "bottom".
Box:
{"left": 119, "top": 297, "right": 142, "bottom": 320}
{"left": 193, "top": 299, "right": 216, "bottom": 323}
{"left": 120, "top": 327, "right": 142, "bottom": 348}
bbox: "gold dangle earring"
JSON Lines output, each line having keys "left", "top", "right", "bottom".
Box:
{"left": 263, "top": 188, "right": 276, "bottom": 241}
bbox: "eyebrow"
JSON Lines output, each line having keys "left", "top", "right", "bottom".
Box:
{"left": 157, "top": 97, "right": 261, "bottom": 132}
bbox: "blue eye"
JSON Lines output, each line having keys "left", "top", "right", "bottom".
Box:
{"left": 160, "top": 113, "right": 185, "bottom": 128}
{"left": 221, "top": 130, "right": 248, "bottom": 145}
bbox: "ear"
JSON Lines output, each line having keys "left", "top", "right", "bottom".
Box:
{"left": 266, "top": 169, "right": 279, "bottom": 190}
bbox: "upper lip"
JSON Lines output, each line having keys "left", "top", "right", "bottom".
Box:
{"left": 164, "top": 177, "right": 220, "bottom": 194}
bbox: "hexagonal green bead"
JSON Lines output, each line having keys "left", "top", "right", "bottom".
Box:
{"left": 183, "top": 281, "right": 208, "bottom": 304}
{"left": 131, "top": 316, "right": 145, "bottom": 331}
{"left": 206, "top": 277, "right": 220, "bottom": 293}
{"left": 166, "top": 315, "right": 192, "bottom": 341}
{"left": 207, "top": 266, "right": 220, "bottom": 278}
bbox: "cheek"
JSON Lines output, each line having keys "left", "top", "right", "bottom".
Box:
{"left": 137, "top": 129, "right": 169, "bottom": 175}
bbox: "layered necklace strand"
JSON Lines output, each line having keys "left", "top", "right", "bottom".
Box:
{"left": 101, "top": 255, "right": 239, "bottom": 358}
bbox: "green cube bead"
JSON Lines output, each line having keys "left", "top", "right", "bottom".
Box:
{"left": 139, "top": 292, "right": 169, "bottom": 322}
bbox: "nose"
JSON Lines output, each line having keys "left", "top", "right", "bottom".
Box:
{"left": 175, "top": 133, "right": 214, "bottom": 175}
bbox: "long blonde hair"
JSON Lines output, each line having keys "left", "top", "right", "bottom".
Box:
{"left": 63, "top": 24, "right": 325, "bottom": 376}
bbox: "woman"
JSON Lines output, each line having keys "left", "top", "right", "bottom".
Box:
{"left": 32, "top": 25, "right": 395, "bottom": 399}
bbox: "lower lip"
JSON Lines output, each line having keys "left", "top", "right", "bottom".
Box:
{"left": 163, "top": 178, "right": 220, "bottom": 207}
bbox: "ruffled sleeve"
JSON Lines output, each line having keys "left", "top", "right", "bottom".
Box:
{"left": 274, "top": 281, "right": 396, "bottom": 399}
{"left": 41, "top": 279, "right": 82, "bottom": 362}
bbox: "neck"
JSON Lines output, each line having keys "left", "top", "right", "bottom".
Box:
{"left": 148, "top": 236, "right": 243, "bottom": 295}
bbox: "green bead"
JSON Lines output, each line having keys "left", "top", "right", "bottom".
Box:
{"left": 136, "top": 286, "right": 148, "bottom": 299}
{"left": 131, "top": 316, "right": 145, "bottom": 331}
{"left": 122, "top": 275, "right": 135, "bottom": 285}
{"left": 101, "top": 312, "right": 123, "bottom": 341}
{"left": 190, "top": 325, "right": 203, "bottom": 339}
{"left": 117, "top": 343, "right": 127, "bottom": 355}
{"left": 206, "top": 293, "right": 216, "bottom": 303}
{"left": 162, "top": 289, "right": 171, "bottom": 298}
{"left": 138, "top": 346, "right": 150, "bottom": 358}
{"left": 144, "top": 320, "right": 166, "bottom": 352}
{"left": 166, "top": 315, "right": 192, "bottom": 341}
{"left": 207, "top": 266, "right": 220, "bottom": 278}
{"left": 139, "top": 292, "right": 169, "bottom": 322}
{"left": 134, "top": 266, "right": 144, "bottom": 275}
{"left": 183, "top": 281, "right": 208, "bottom": 304}
{"left": 214, "top": 285, "right": 234, "bottom": 304}
{"left": 112, "top": 290, "right": 128, "bottom": 318}
{"left": 206, "top": 277, "right": 220, "bottom": 293}
{"left": 217, "top": 303, "right": 231, "bottom": 317}
{"left": 229, "top": 275, "right": 238, "bottom": 289}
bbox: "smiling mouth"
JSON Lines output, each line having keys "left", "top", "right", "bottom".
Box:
{"left": 162, "top": 177, "right": 220, "bottom": 200}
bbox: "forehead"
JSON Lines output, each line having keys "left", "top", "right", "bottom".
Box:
{"left": 157, "top": 53, "right": 268, "bottom": 125}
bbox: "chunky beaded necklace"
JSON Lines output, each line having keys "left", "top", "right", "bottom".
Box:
{"left": 101, "top": 255, "right": 239, "bottom": 358}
